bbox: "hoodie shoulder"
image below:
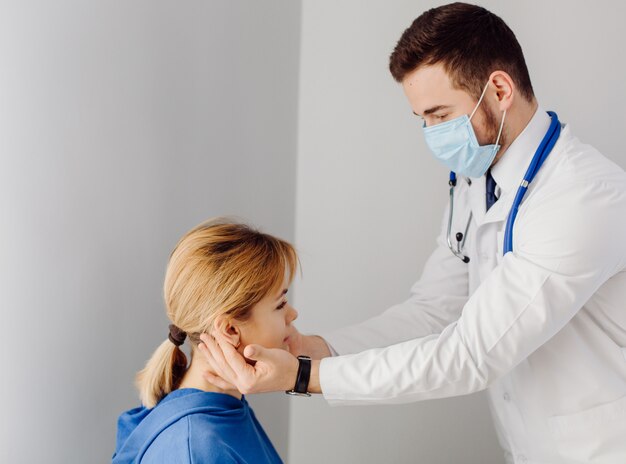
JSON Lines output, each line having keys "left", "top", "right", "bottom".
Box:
{"left": 142, "top": 416, "right": 238, "bottom": 463}
{"left": 113, "top": 406, "right": 151, "bottom": 460}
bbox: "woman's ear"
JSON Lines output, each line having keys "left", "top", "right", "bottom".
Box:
{"left": 213, "top": 315, "right": 241, "bottom": 348}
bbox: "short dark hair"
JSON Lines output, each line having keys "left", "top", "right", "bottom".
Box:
{"left": 389, "top": 2, "right": 534, "bottom": 102}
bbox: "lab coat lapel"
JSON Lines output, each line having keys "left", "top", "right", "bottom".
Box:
{"left": 467, "top": 174, "right": 511, "bottom": 228}
{"left": 469, "top": 108, "right": 553, "bottom": 229}
{"left": 484, "top": 108, "right": 553, "bottom": 227}
{"left": 482, "top": 188, "right": 514, "bottom": 226}
{"left": 467, "top": 174, "right": 486, "bottom": 227}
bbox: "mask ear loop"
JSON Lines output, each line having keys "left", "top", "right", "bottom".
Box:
{"left": 468, "top": 82, "right": 491, "bottom": 121}
{"left": 494, "top": 110, "right": 506, "bottom": 148}
{"left": 483, "top": 110, "right": 508, "bottom": 164}
{"left": 469, "top": 81, "right": 507, "bottom": 155}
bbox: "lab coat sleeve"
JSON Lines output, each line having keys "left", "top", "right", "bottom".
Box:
{"left": 320, "top": 179, "right": 626, "bottom": 404}
{"left": 320, "top": 201, "right": 470, "bottom": 355}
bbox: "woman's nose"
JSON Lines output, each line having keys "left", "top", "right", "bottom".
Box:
{"left": 287, "top": 306, "right": 298, "bottom": 323}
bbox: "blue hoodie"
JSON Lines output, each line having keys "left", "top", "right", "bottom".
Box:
{"left": 112, "top": 389, "right": 283, "bottom": 463}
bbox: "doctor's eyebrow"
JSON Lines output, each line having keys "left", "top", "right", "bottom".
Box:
{"left": 413, "top": 105, "right": 451, "bottom": 117}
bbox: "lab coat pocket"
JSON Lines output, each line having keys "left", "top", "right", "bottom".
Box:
{"left": 547, "top": 395, "right": 626, "bottom": 462}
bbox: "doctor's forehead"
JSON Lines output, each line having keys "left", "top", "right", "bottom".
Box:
{"left": 401, "top": 64, "right": 469, "bottom": 115}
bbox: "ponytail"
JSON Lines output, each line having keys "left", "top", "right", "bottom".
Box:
{"left": 135, "top": 339, "right": 188, "bottom": 408}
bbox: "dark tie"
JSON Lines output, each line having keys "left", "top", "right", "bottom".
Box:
{"left": 486, "top": 169, "right": 498, "bottom": 212}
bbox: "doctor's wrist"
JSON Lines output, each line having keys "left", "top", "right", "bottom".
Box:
{"left": 302, "top": 335, "right": 332, "bottom": 359}
{"left": 284, "top": 357, "right": 321, "bottom": 395}
{"left": 308, "top": 360, "right": 321, "bottom": 394}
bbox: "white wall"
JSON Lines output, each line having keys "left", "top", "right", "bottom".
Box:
{"left": 291, "top": 1, "right": 626, "bottom": 463}
{"left": 0, "top": 1, "right": 300, "bottom": 462}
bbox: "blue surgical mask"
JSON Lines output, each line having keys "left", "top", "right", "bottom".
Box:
{"left": 422, "top": 83, "right": 506, "bottom": 179}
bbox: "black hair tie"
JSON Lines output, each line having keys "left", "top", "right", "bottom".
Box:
{"left": 168, "top": 324, "right": 187, "bottom": 347}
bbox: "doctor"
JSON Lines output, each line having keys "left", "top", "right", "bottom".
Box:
{"left": 199, "top": 3, "right": 626, "bottom": 463}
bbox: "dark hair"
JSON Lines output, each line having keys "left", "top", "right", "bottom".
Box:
{"left": 389, "top": 2, "right": 534, "bottom": 102}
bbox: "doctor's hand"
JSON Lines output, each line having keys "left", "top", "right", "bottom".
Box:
{"left": 285, "top": 326, "right": 332, "bottom": 359}
{"left": 198, "top": 332, "right": 300, "bottom": 394}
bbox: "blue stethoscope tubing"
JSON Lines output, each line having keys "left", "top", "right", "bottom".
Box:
{"left": 449, "top": 111, "right": 561, "bottom": 259}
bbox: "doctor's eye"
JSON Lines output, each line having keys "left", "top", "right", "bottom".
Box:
{"left": 436, "top": 114, "right": 448, "bottom": 121}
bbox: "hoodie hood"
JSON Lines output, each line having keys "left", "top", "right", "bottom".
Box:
{"left": 112, "top": 389, "right": 246, "bottom": 464}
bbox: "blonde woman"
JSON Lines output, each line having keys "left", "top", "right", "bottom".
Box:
{"left": 113, "top": 219, "right": 298, "bottom": 463}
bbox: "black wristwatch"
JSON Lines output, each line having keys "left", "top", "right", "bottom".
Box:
{"left": 286, "top": 355, "right": 312, "bottom": 397}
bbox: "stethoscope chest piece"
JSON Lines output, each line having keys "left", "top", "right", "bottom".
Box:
{"left": 447, "top": 174, "right": 472, "bottom": 263}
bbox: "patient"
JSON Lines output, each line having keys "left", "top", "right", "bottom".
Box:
{"left": 112, "top": 219, "right": 298, "bottom": 463}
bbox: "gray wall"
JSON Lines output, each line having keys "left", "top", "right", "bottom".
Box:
{"left": 2, "top": 1, "right": 625, "bottom": 463}
{"left": 290, "top": 1, "right": 626, "bottom": 463}
{"left": 0, "top": 1, "right": 300, "bottom": 462}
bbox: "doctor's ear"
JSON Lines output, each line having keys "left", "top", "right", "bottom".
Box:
{"left": 488, "top": 70, "right": 515, "bottom": 111}
{"left": 212, "top": 316, "right": 242, "bottom": 349}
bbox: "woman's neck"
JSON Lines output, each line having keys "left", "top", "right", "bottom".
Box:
{"left": 178, "top": 355, "right": 242, "bottom": 400}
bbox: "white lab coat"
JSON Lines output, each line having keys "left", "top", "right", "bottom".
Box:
{"left": 320, "top": 108, "right": 626, "bottom": 464}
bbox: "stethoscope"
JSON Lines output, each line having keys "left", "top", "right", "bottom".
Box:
{"left": 448, "top": 111, "right": 562, "bottom": 263}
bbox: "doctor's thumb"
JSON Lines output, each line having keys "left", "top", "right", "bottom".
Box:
{"left": 243, "top": 344, "right": 263, "bottom": 360}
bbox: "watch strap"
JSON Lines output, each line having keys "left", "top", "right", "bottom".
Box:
{"left": 286, "top": 355, "right": 311, "bottom": 397}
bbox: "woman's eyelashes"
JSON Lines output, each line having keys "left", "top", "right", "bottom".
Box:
{"left": 276, "top": 299, "right": 287, "bottom": 310}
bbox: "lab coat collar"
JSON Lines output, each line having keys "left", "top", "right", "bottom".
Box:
{"left": 490, "top": 106, "right": 551, "bottom": 196}
{"left": 466, "top": 106, "right": 552, "bottom": 227}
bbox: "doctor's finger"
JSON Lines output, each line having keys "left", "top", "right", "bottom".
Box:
{"left": 203, "top": 372, "right": 236, "bottom": 390}
{"left": 214, "top": 332, "right": 254, "bottom": 377}
{"left": 196, "top": 343, "right": 238, "bottom": 389}
{"left": 199, "top": 331, "right": 226, "bottom": 360}
{"left": 197, "top": 341, "right": 219, "bottom": 370}
{"left": 199, "top": 335, "right": 239, "bottom": 382}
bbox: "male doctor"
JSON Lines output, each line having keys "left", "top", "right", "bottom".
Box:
{"left": 199, "top": 3, "right": 626, "bottom": 463}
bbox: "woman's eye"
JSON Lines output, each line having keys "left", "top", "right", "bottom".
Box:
{"left": 276, "top": 300, "right": 287, "bottom": 310}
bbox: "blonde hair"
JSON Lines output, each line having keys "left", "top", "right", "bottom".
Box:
{"left": 135, "top": 218, "right": 298, "bottom": 408}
